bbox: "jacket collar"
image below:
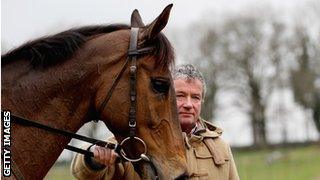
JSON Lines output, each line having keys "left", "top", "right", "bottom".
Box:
{"left": 184, "top": 118, "right": 223, "bottom": 149}
{"left": 193, "top": 118, "right": 223, "bottom": 138}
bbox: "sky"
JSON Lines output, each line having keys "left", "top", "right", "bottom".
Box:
{"left": 1, "top": 0, "right": 304, "bottom": 51}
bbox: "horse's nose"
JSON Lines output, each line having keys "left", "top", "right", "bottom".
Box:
{"left": 174, "top": 171, "right": 189, "bottom": 180}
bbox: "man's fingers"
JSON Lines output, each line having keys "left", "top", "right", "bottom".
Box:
{"left": 93, "top": 146, "right": 105, "bottom": 165}
{"left": 92, "top": 146, "right": 100, "bottom": 160}
{"left": 94, "top": 146, "right": 102, "bottom": 163}
{"left": 104, "top": 148, "right": 111, "bottom": 166}
{"left": 90, "top": 145, "right": 119, "bottom": 166}
{"left": 110, "top": 151, "right": 119, "bottom": 164}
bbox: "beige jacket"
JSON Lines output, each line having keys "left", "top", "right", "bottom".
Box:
{"left": 70, "top": 119, "right": 239, "bottom": 180}
{"left": 184, "top": 119, "right": 239, "bottom": 180}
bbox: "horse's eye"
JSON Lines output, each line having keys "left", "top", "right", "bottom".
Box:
{"left": 151, "top": 78, "right": 170, "bottom": 95}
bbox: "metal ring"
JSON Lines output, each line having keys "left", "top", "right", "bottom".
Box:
{"left": 120, "top": 137, "right": 147, "bottom": 162}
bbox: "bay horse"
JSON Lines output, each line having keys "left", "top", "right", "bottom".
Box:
{"left": 1, "top": 5, "right": 188, "bottom": 180}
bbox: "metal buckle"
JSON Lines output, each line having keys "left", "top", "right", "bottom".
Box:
{"left": 129, "top": 120, "right": 136, "bottom": 127}
{"left": 130, "top": 66, "right": 137, "bottom": 74}
{"left": 120, "top": 136, "right": 147, "bottom": 162}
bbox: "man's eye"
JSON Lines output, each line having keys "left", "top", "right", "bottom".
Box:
{"left": 151, "top": 78, "right": 170, "bottom": 94}
{"left": 193, "top": 96, "right": 200, "bottom": 100}
{"left": 192, "top": 95, "right": 201, "bottom": 102}
{"left": 176, "top": 96, "right": 185, "bottom": 102}
{"left": 176, "top": 94, "right": 184, "bottom": 99}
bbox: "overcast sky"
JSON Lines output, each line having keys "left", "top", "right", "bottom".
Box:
{"left": 1, "top": 0, "right": 304, "bottom": 51}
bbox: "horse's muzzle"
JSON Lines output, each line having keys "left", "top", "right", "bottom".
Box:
{"left": 174, "top": 171, "right": 189, "bottom": 180}
{"left": 140, "top": 155, "right": 188, "bottom": 180}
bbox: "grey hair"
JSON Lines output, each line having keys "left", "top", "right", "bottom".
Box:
{"left": 172, "top": 64, "right": 207, "bottom": 100}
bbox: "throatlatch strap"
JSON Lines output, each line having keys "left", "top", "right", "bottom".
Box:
{"left": 98, "top": 57, "right": 130, "bottom": 115}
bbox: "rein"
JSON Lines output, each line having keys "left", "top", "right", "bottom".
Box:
{"left": 10, "top": 114, "right": 118, "bottom": 157}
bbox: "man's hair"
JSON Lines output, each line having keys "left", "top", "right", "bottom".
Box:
{"left": 172, "top": 64, "right": 207, "bottom": 99}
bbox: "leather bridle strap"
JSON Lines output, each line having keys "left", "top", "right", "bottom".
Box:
{"left": 128, "top": 27, "right": 139, "bottom": 138}
{"left": 97, "top": 27, "right": 153, "bottom": 122}
{"left": 10, "top": 114, "right": 119, "bottom": 157}
{"left": 97, "top": 56, "right": 130, "bottom": 115}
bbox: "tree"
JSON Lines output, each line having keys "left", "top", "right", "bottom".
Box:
{"left": 290, "top": 25, "right": 320, "bottom": 133}
{"left": 289, "top": 1, "right": 320, "bottom": 134}
{"left": 196, "top": 15, "right": 271, "bottom": 147}
{"left": 198, "top": 29, "right": 219, "bottom": 121}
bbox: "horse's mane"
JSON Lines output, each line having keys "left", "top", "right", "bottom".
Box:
{"left": 1, "top": 24, "right": 174, "bottom": 69}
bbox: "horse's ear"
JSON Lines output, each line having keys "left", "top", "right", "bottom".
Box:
{"left": 131, "top": 9, "right": 145, "bottom": 27}
{"left": 140, "top": 4, "right": 173, "bottom": 41}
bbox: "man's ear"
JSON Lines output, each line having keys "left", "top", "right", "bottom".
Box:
{"left": 140, "top": 4, "right": 173, "bottom": 42}
{"left": 131, "top": 9, "right": 145, "bottom": 27}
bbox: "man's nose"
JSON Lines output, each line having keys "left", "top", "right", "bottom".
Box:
{"left": 182, "top": 97, "right": 193, "bottom": 108}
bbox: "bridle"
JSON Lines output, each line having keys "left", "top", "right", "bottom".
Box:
{"left": 9, "top": 27, "right": 159, "bottom": 178}
{"left": 97, "top": 27, "right": 155, "bottom": 162}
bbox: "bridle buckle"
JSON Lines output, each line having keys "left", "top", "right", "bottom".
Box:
{"left": 129, "top": 120, "right": 136, "bottom": 127}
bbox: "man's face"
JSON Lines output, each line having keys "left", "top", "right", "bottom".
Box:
{"left": 174, "top": 78, "right": 203, "bottom": 133}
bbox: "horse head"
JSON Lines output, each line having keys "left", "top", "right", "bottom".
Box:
{"left": 93, "top": 5, "right": 188, "bottom": 179}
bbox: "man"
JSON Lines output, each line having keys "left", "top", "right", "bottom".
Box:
{"left": 71, "top": 64, "right": 240, "bottom": 180}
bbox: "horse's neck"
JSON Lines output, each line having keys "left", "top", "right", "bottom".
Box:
{"left": 2, "top": 35, "right": 126, "bottom": 178}
{"left": 10, "top": 95, "right": 91, "bottom": 179}
{"left": 12, "top": 125, "right": 72, "bottom": 179}
{"left": 3, "top": 60, "right": 96, "bottom": 179}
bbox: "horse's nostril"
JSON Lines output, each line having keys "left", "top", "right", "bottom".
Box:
{"left": 174, "top": 171, "right": 189, "bottom": 180}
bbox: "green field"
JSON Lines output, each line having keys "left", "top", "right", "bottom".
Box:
{"left": 234, "top": 145, "right": 320, "bottom": 180}
{"left": 45, "top": 145, "right": 320, "bottom": 180}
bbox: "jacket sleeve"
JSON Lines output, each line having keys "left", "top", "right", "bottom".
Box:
{"left": 227, "top": 146, "right": 240, "bottom": 180}
{"left": 70, "top": 145, "right": 140, "bottom": 180}
{"left": 70, "top": 148, "right": 109, "bottom": 180}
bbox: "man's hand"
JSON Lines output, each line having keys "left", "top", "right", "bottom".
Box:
{"left": 90, "top": 145, "right": 119, "bottom": 166}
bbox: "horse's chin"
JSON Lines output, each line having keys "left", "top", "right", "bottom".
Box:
{"left": 138, "top": 159, "right": 189, "bottom": 180}
{"left": 139, "top": 161, "right": 158, "bottom": 180}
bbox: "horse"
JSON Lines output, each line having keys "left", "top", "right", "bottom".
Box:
{"left": 1, "top": 4, "right": 188, "bottom": 180}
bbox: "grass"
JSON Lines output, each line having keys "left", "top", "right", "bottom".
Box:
{"left": 44, "top": 145, "right": 320, "bottom": 180}
{"left": 234, "top": 145, "right": 320, "bottom": 180}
